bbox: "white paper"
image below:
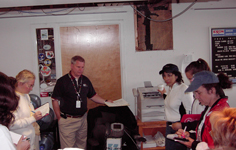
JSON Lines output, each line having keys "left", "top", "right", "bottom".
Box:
{"left": 105, "top": 99, "right": 129, "bottom": 107}
{"left": 9, "top": 131, "right": 24, "bottom": 144}
{"left": 35, "top": 102, "right": 49, "bottom": 117}
{"left": 166, "top": 134, "right": 178, "bottom": 140}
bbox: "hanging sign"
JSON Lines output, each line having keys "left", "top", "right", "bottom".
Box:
{"left": 210, "top": 27, "right": 236, "bottom": 83}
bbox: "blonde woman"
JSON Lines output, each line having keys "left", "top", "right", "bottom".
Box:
{"left": 10, "top": 70, "right": 42, "bottom": 150}
{"left": 210, "top": 108, "right": 236, "bottom": 149}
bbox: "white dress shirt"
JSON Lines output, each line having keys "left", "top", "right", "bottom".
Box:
{"left": 164, "top": 83, "right": 194, "bottom": 122}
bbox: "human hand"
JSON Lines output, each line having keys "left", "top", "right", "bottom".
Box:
{"left": 106, "top": 100, "right": 113, "bottom": 103}
{"left": 172, "top": 122, "right": 182, "bottom": 131}
{"left": 57, "top": 115, "right": 61, "bottom": 121}
{"left": 158, "top": 88, "right": 166, "bottom": 96}
{"left": 176, "top": 129, "right": 190, "bottom": 138}
{"left": 16, "top": 135, "right": 30, "bottom": 150}
{"left": 33, "top": 111, "right": 43, "bottom": 121}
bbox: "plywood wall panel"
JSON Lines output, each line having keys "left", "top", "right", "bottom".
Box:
{"left": 136, "top": 4, "right": 173, "bottom": 51}
{"left": 60, "top": 24, "right": 121, "bottom": 109}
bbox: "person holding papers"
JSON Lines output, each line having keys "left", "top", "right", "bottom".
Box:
{"left": 9, "top": 70, "right": 43, "bottom": 150}
{"left": 175, "top": 71, "right": 232, "bottom": 150}
{"left": 158, "top": 64, "right": 194, "bottom": 150}
{"left": 51, "top": 55, "right": 112, "bottom": 149}
{"left": 0, "top": 72, "right": 30, "bottom": 150}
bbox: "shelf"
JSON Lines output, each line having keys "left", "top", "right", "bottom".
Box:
{"left": 137, "top": 119, "right": 166, "bottom": 150}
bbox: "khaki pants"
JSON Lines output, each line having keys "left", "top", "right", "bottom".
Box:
{"left": 58, "top": 113, "right": 87, "bottom": 149}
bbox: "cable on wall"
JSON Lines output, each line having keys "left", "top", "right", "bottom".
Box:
{"left": 0, "top": 8, "right": 13, "bottom": 15}
{"left": 41, "top": 7, "right": 76, "bottom": 16}
{"left": 0, "top": 1, "right": 198, "bottom": 19}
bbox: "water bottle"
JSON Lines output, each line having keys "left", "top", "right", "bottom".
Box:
{"left": 40, "top": 144, "right": 45, "bottom": 150}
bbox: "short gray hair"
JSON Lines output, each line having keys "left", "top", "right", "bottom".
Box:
{"left": 71, "top": 55, "right": 85, "bottom": 64}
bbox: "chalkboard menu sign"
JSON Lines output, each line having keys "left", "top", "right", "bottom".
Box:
{"left": 210, "top": 27, "right": 236, "bottom": 83}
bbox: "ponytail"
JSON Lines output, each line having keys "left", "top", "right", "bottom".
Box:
{"left": 203, "top": 72, "right": 232, "bottom": 98}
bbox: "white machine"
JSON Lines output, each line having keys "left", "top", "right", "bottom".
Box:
{"left": 136, "top": 86, "right": 165, "bottom": 122}
{"left": 106, "top": 123, "right": 124, "bottom": 150}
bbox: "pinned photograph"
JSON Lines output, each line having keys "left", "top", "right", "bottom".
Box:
{"left": 41, "top": 29, "right": 48, "bottom": 40}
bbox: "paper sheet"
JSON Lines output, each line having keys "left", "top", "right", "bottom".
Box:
{"left": 166, "top": 134, "right": 178, "bottom": 141}
{"left": 105, "top": 99, "right": 129, "bottom": 107}
{"left": 35, "top": 102, "right": 49, "bottom": 117}
{"left": 9, "top": 131, "right": 24, "bottom": 144}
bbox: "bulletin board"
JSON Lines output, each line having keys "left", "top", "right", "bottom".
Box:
{"left": 36, "top": 28, "right": 57, "bottom": 97}
{"left": 210, "top": 27, "right": 236, "bottom": 83}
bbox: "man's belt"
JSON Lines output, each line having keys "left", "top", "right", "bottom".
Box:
{"left": 60, "top": 112, "right": 84, "bottom": 118}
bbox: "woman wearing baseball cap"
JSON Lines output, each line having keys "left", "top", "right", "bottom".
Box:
{"left": 175, "top": 71, "right": 232, "bottom": 150}
{"left": 159, "top": 63, "right": 194, "bottom": 150}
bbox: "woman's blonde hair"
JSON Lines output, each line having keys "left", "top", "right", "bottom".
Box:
{"left": 210, "top": 107, "right": 236, "bottom": 148}
{"left": 15, "top": 69, "right": 35, "bottom": 84}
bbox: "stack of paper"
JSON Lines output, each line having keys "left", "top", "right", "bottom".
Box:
{"left": 143, "top": 135, "right": 157, "bottom": 148}
{"left": 105, "top": 99, "right": 129, "bottom": 107}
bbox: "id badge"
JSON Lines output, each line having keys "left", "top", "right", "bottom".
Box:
{"left": 76, "top": 101, "right": 81, "bottom": 108}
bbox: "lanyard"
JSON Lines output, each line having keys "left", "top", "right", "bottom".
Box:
{"left": 68, "top": 73, "right": 83, "bottom": 101}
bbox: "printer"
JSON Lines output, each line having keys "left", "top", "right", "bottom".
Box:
{"left": 137, "top": 85, "right": 165, "bottom": 122}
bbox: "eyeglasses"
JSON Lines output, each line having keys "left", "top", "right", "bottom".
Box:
{"left": 26, "top": 83, "right": 34, "bottom": 88}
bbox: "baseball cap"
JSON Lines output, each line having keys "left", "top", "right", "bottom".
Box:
{"left": 185, "top": 71, "right": 219, "bottom": 92}
{"left": 159, "top": 64, "right": 179, "bottom": 75}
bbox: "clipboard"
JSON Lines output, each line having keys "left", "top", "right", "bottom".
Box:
{"left": 181, "top": 114, "right": 201, "bottom": 123}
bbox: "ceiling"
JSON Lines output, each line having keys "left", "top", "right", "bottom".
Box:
{"left": 0, "top": 0, "right": 219, "bottom": 11}
{"left": 0, "top": 0, "right": 143, "bottom": 8}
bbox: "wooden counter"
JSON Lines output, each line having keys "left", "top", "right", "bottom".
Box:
{"left": 137, "top": 119, "right": 166, "bottom": 150}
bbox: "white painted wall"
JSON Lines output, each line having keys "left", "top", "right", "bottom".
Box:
{"left": 0, "top": 0, "right": 235, "bottom": 113}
